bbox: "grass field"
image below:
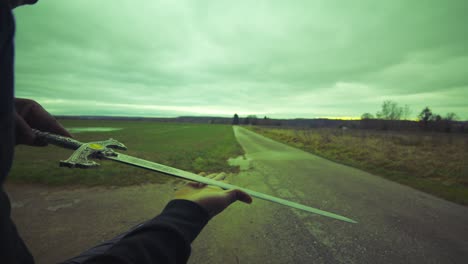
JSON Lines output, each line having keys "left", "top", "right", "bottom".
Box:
{"left": 8, "top": 120, "right": 243, "bottom": 186}
{"left": 249, "top": 126, "right": 468, "bottom": 205}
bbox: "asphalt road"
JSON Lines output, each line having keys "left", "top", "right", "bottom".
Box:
{"left": 190, "top": 126, "right": 468, "bottom": 264}
{"left": 7, "top": 126, "right": 468, "bottom": 263}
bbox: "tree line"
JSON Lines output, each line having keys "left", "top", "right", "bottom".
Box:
{"left": 361, "top": 100, "right": 461, "bottom": 132}
{"left": 231, "top": 100, "right": 465, "bottom": 133}
{"left": 232, "top": 114, "right": 270, "bottom": 125}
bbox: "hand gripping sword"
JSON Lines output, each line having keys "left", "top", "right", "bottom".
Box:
{"left": 33, "top": 129, "right": 357, "bottom": 224}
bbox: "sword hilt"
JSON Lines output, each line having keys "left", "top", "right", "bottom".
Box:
{"left": 32, "top": 129, "right": 127, "bottom": 168}
{"left": 32, "top": 129, "right": 83, "bottom": 149}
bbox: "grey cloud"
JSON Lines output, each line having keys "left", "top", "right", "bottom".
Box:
{"left": 13, "top": 0, "right": 468, "bottom": 120}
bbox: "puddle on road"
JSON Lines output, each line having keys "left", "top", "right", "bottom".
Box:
{"left": 228, "top": 155, "right": 251, "bottom": 171}
{"left": 67, "top": 127, "right": 123, "bottom": 133}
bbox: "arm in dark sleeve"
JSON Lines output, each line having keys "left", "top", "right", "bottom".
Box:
{"left": 0, "top": 4, "right": 35, "bottom": 264}
{"left": 85, "top": 199, "right": 211, "bottom": 264}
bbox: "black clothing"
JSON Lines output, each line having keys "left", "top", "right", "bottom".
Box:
{"left": 65, "top": 200, "right": 210, "bottom": 264}
{"left": 0, "top": 1, "right": 15, "bottom": 185}
{"left": 0, "top": 5, "right": 34, "bottom": 264}
{"left": 1, "top": 5, "right": 210, "bottom": 264}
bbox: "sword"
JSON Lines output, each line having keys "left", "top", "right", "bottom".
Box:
{"left": 32, "top": 129, "right": 357, "bottom": 224}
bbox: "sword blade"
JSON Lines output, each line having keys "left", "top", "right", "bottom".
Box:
{"left": 106, "top": 153, "right": 357, "bottom": 224}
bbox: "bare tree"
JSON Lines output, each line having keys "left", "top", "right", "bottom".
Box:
{"left": 445, "top": 112, "right": 459, "bottom": 121}
{"left": 402, "top": 105, "right": 412, "bottom": 120}
{"left": 376, "top": 100, "right": 403, "bottom": 120}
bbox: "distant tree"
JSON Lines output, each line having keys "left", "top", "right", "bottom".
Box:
{"left": 361, "top": 113, "right": 374, "bottom": 119}
{"left": 445, "top": 112, "right": 459, "bottom": 121}
{"left": 418, "top": 107, "right": 432, "bottom": 122}
{"left": 247, "top": 115, "right": 258, "bottom": 125}
{"left": 432, "top": 114, "right": 442, "bottom": 122}
{"left": 232, "top": 113, "right": 239, "bottom": 125}
{"left": 375, "top": 100, "right": 403, "bottom": 120}
{"left": 402, "top": 105, "right": 412, "bottom": 120}
{"left": 431, "top": 114, "right": 450, "bottom": 132}
{"left": 430, "top": 112, "right": 460, "bottom": 133}
{"left": 418, "top": 107, "right": 433, "bottom": 128}
{"left": 243, "top": 117, "right": 250, "bottom": 125}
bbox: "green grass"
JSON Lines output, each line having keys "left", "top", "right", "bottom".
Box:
{"left": 8, "top": 120, "right": 243, "bottom": 186}
{"left": 249, "top": 126, "right": 468, "bottom": 205}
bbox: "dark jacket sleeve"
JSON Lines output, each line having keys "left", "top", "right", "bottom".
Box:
{"left": 84, "top": 199, "right": 210, "bottom": 264}
{"left": 0, "top": 3, "right": 35, "bottom": 264}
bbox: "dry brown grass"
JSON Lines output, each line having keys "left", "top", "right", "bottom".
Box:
{"left": 250, "top": 126, "right": 468, "bottom": 205}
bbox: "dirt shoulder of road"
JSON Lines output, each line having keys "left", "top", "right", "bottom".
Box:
{"left": 5, "top": 181, "right": 180, "bottom": 263}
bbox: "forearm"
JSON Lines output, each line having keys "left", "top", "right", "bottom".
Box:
{"left": 83, "top": 199, "right": 210, "bottom": 264}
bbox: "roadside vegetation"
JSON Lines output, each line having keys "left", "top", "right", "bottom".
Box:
{"left": 249, "top": 126, "right": 468, "bottom": 205}
{"left": 8, "top": 120, "right": 243, "bottom": 186}
{"left": 238, "top": 100, "right": 467, "bottom": 205}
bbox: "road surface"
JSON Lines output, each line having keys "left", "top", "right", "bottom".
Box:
{"left": 190, "top": 126, "right": 468, "bottom": 263}
{"left": 6, "top": 126, "right": 468, "bottom": 263}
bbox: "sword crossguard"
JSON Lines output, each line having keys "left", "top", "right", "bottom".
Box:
{"left": 60, "top": 139, "right": 127, "bottom": 168}
{"left": 32, "top": 129, "right": 127, "bottom": 169}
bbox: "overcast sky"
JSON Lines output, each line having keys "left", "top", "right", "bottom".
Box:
{"left": 13, "top": 0, "right": 468, "bottom": 119}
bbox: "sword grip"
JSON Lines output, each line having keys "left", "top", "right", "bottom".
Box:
{"left": 32, "top": 129, "right": 83, "bottom": 150}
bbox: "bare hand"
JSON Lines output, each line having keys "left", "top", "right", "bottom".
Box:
{"left": 174, "top": 173, "right": 252, "bottom": 218}
{"left": 14, "top": 98, "right": 72, "bottom": 146}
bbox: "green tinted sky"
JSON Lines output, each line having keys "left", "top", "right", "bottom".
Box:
{"left": 13, "top": 0, "right": 468, "bottom": 119}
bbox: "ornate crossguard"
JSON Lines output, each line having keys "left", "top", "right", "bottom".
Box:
{"left": 32, "top": 129, "right": 127, "bottom": 168}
